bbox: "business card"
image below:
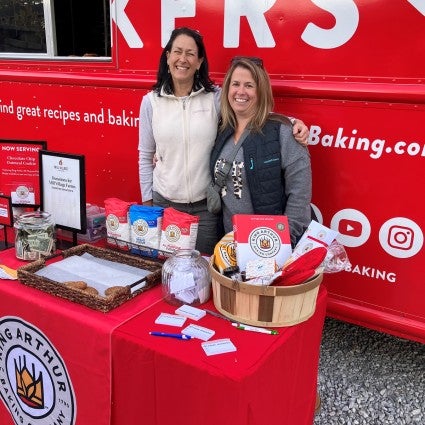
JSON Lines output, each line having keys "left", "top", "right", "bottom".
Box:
{"left": 175, "top": 304, "right": 207, "bottom": 321}
{"left": 182, "top": 324, "right": 215, "bottom": 341}
{"left": 201, "top": 338, "right": 237, "bottom": 356}
{"left": 155, "top": 313, "right": 187, "bottom": 327}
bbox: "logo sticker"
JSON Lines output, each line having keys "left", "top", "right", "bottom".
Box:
{"left": 248, "top": 227, "right": 280, "bottom": 258}
{"left": 15, "top": 186, "right": 30, "bottom": 200}
{"left": 106, "top": 213, "right": 120, "bottom": 231}
{"left": 132, "top": 218, "right": 148, "bottom": 236}
{"left": 0, "top": 317, "right": 76, "bottom": 425}
{"left": 165, "top": 225, "right": 181, "bottom": 242}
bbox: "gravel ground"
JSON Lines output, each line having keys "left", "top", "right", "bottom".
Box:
{"left": 314, "top": 318, "right": 425, "bottom": 425}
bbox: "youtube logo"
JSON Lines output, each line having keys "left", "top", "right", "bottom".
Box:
{"left": 331, "top": 209, "right": 371, "bottom": 248}
{"left": 338, "top": 219, "right": 362, "bottom": 237}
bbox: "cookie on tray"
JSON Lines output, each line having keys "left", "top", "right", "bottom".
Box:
{"left": 64, "top": 280, "right": 87, "bottom": 290}
{"left": 105, "top": 285, "right": 128, "bottom": 298}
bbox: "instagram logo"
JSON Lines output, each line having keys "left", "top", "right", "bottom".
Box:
{"left": 388, "top": 225, "right": 414, "bottom": 250}
{"left": 380, "top": 218, "right": 423, "bottom": 258}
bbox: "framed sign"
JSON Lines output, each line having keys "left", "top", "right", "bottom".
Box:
{"left": 0, "top": 140, "right": 47, "bottom": 207}
{"left": 0, "top": 195, "right": 13, "bottom": 227}
{"left": 39, "top": 150, "right": 87, "bottom": 233}
{"left": 0, "top": 195, "right": 13, "bottom": 250}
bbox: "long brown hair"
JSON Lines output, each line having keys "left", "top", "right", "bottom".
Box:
{"left": 220, "top": 57, "right": 278, "bottom": 133}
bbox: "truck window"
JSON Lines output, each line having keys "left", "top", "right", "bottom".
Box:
{"left": 0, "top": 0, "right": 111, "bottom": 59}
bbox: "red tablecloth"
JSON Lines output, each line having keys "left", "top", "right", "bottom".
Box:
{"left": 111, "top": 287, "right": 327, "bottom": 425}
{"left": 0, "top": 248, "right": 163, "bottom": 425}
{"left": 0, "top": 248, "right": 327, "bottom": 425}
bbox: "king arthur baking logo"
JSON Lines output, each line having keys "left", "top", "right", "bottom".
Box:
{"left": 0, "top": 317, "right": 76, "bottom": 425}
{"left": 165, "top": 224, "right": 181, "bottom": 242}
{"left": 133, "top": 218, "right": 149, "bottom": 236}
{"left": 249, "top": 227, "right": 280, "bottom": 258}
{"left": 106, "top": 213, "right": 120, "bottom": 231}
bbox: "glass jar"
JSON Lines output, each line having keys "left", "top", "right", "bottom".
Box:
{"left": 161, "top": 249, "right": 211, "bottom": 306}
{"left": 14, "top": 211, "right": 56, "bottom": 260}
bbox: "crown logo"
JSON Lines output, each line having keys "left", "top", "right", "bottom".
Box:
{"left": 259, "top": 236, "right": 271, "bottom": 249}
{"left": 15, "top": 356, "right": 44, "bottom": 409}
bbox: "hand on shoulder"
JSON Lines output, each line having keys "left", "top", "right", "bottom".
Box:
{"left": 292, "top": 119, "right": 309, "bottom": 146}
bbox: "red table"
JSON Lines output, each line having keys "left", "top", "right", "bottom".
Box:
{"left": 0, "top": 248, "right": 163, "bottom": 425}
{"left": 0, "top": 248, "right": 327, "bottom": 425}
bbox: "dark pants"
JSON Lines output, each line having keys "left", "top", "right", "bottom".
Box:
{"left": 153, "top": 192, "right": 219, "bottom": 255}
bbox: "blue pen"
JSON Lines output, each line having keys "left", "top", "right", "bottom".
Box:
{"left": 149, "top": 331, "right": 192, "bottom": 340}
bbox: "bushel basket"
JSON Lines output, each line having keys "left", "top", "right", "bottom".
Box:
{"left": 210, "top": 256, "right": 323, "bottom": 327}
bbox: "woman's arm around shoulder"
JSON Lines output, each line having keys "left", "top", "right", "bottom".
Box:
{"left": 278, "top": 124, "right": 312, "bottom": 245}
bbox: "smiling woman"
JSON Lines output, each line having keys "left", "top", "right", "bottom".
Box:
{"left": 138, "top": 27, "right": 221, "bottom": 255}
{"left": 165, "top": 34, "right": 204, "bottom": 96}
{"left": 210, "top": 57, "right": 313, "bottom": 247}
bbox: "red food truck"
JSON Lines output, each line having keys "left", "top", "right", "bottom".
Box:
{"left": 0, "top": 0, "right": 424, "bottom": 343}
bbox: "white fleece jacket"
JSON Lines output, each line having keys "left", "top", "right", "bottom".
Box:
{"left": 138, "top": 87, "right": 220, "bottom": 203}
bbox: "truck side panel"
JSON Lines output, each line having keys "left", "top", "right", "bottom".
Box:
{"left": 0, "top": 0, "right": 424, "bottom": 342}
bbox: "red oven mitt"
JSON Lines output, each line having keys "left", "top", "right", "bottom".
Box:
{"left": 274, "top": 247, "right": 327, "bottom": 286}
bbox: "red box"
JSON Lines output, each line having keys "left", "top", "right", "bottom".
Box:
{"left": 232, "top": 214, "right": 292, "bottom": 272}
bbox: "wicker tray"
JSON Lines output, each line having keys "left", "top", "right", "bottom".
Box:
{"left": 17, "top": 244, "right": 164, "bottom": 312}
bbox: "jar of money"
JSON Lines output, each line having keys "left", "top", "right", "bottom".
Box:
{"left": 14, "top": 211, "right": 56, "bottom": 260}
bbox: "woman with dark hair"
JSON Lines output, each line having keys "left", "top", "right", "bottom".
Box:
{"left": 152, "top": 27, "right": 216, "bottom": 95}
{"left": 139, "top": 28, "right": 308, "bottom": 254}
{"left": 139, "top": 27, "right": 221, "bottom": 255}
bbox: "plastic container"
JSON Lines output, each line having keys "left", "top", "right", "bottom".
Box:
{"left": 161, "top": 249, "right": 211, "bottom": 306}
{"left": 14, "top": 211, "right": 56, "bottom": 260}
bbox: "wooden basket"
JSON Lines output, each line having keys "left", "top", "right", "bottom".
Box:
{"left": 210, "top": 256, "right": 323, "bottom": 327}
{"left": 17, "top": 244, "right": 163, "bottom": 312}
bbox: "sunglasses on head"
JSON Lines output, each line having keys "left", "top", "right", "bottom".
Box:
{"left": 230, "top": 56, "right": 264, "bottom": 67}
